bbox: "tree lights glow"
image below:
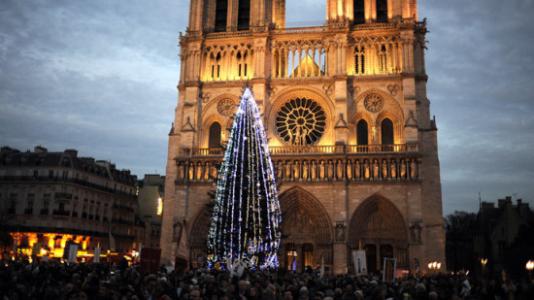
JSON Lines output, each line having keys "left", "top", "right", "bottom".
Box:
{"left": 207, "top": 88, "right": 282, "bottom": 270}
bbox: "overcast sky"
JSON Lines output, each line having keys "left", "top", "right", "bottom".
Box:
{"left": 1, "top": 0, "right": 533, "bottom": 214}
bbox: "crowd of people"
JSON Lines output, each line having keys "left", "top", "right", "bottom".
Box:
{"left": 1, "top": 258, "right": 533, "bottom": 300}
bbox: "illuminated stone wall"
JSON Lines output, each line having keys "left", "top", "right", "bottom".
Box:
{"left": 161, "top": 0, "right": 445, "bottom": 274}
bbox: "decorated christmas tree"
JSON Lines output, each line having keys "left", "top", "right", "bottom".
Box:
{"left": 207, "top": 88, "right": 282, "bottom": 270}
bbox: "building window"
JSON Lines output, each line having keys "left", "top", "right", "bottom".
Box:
{"left": 41, "top": 194, "right": 51, "bottom": 215}
{"left": 381, "top": 118, "right": 394, "bottom": 145}
{"left": 237, "top": 0, "right": 250, "bottom": 30}
{"left": 208, "top": 122, "right": 222, "bottom": 149}
{"left": 211, "top": 53, "right": 222, "bottom": 80}
{"left": 357, "top": 120, "right": 369, "bottom": 146}
{"left": 72, "top": 200, "right": 78, "bottom": 217}
{"left": 214, "top": 0, "right": 228, "bottom": 32}
{"left": 8, "top": 193, "right": 17, "bottom": 214}
{"left": 376, "top": 0, "right": 388, "bottom": 22}
{"left": 237, "top": 52, "right": 248, "bottom": 78}
{"left": 353, "top": 0, "right": 365, "bottom": 24}
{"left": 275, "top": 98, "right": 327, "bottom": 146}
{"left": 378, "top": 45, "right": 387, "bottom": 73}
{"left": 355, "top": 46, "right": 365, "bottom": 75}
{"left": 25, "top": 194, "right": 34, "bottom": 215}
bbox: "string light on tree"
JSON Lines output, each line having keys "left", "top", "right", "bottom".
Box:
{"left": 207, "top": 88, "right": 282, "bottom": 270}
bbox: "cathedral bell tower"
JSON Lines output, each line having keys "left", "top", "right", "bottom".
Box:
{"left": 161, "top": 0, "right": 446, "bottom": 274}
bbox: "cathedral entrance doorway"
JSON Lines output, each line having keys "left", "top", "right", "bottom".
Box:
{"left": 348, "top": 196, "right": 409, "bottom": 273}
{"left": 188, "top": 209, "right": 211, "bottom": 269}
{"left": 279, "top": 187, "right": 333, "bottom": 272}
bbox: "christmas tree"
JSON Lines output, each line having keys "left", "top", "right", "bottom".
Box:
{"left": 207, "top": 88, "right": 282, "bottom": 270}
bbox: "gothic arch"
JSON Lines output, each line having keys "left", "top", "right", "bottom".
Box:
{"left": 348, "top": 194, "right": 409, "bottom": 270}
{"left": 188, "top": 208, "right": 212, "bottom": 267}
{"left": 352, "top": 88, "right": 404, "bottom": 144}
{"left": 268, "top": 87, "right": 335, "bottom": 146}
{"left": 201, "top": 93, "right": 240, "bottom": 148}
{"left": 278, "top": 186, "right": 334, "bottom": 270}
{"left": 201, "top": 115, "right": 226, "bottom": 148}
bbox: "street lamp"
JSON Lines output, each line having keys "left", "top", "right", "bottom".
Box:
{"left": 526, "top": 260, "right": 534, "bottom": 280}
{"left": 480, "top": 258, "right": 489, "bottom": 277}
{"left": 427, "top": 261, "right": 442, "bottom": 272}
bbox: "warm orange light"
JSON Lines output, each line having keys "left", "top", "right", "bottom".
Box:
{"left": 157, "top": 197, "right": 163, "bottom": 216}
{"left": 10, "top": 232, "right": 92, "bottom": 259}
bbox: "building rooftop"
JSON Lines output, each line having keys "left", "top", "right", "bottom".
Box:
{"left": 0, "top": 146, "right": 137, "bottom": 185}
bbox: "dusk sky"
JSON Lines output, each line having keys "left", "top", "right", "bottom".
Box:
{"left": 1, "top": 0, "right": 533, "bottom": 215}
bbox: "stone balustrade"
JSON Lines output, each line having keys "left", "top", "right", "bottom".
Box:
{"left": 175, "top": 144, "right": 420, "bottom": 184}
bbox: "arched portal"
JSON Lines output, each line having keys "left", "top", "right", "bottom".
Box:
{"left": 348, "top": 196, "right": 408, "bottom": 273}
{"left": 279, "top": 187, "right": 333, "bottom": 272}
{"left": 189, "top": 209, "right": 211, "bottom": 268}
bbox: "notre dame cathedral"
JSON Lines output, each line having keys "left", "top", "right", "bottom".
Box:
{"left": 160, "top": 0, "right": 445, "bottom": 274}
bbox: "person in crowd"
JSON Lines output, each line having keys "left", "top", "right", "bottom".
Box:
{"left": 1, "top": 257, "right": 533, "bottom": 300}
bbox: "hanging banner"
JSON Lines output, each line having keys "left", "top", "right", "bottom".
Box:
{"left": 68, "top": 244, "right": 79, "bottom": 263}
{"left": 93, "top": 244, "right": 101, "bottom": 263}
{"left": 352, "top": 250, "right": 367, "bottom": 275}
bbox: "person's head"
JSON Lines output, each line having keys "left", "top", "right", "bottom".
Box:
{"left": 189, "top": 288, "right": 201, "bottom": 300}
{"left": 238, "top": 279, "right": 250, "bottom": 294}
{"left": 283, "top": 290, "right": 294, "bottom": 300}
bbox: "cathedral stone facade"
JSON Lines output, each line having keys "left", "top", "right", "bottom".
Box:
{"left": 161, "top": 0, "right": 445, "bottom": 274}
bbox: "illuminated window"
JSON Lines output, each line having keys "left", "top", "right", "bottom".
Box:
{"left": 355, "top": 46, "right": 365, "bottom": 75}
{"left": 379, "top": 45, "right": 387, "bottom": 73}
{"left": 276, "top": 98, "right": 326, "bottom": 146}
{"left": 237, "top": 52, "right": 248, "bottom": 78}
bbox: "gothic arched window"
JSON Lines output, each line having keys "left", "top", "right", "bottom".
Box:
{"left": 355, "top": 46, "right": 365, "bottom": 75}
{"left": 215, "top": 0, "right": 228, "bottom": 32}
{"left": 237, "top": 51, "right": 248, "bottom": 78}
{"left": 215, "top": 53, "right": 222, "bottom": 79}
{"left": 353, "top": 0, "right": 365, "bottom": 24}
{"left": 381, "top": 118, "right": 394, "bottom": 145}
{"left": 237, "top": 0, "right": 250, "bottom": 31}
{"left": 376, "top": 0, "right": 388, "bottom": 23}
{"left": 379, "top": 45, "right": 387, "bottom": 73}
{"left": 357, "top": 120, "right": 369, "bottom": 146}
{"left": 208, "top": 122, "right": 222, "bottom": 149}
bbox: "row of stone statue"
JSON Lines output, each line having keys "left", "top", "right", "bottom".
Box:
{"left": 176, "top": 157, "right": 419, "bottom": 183}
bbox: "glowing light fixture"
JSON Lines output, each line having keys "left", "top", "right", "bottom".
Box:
{"left": 157, "top": 197, "right": 163, "bottom": 216}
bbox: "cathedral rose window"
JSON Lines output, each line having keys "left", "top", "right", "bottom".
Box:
{"left": 364, "top": 93, "right": 384, "bottom": 113}
{"left": 217, "top": 98, "right": 237, "bottom": 117}
{"left": 276, "top": 98, "right": 326, "bottom": 146}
